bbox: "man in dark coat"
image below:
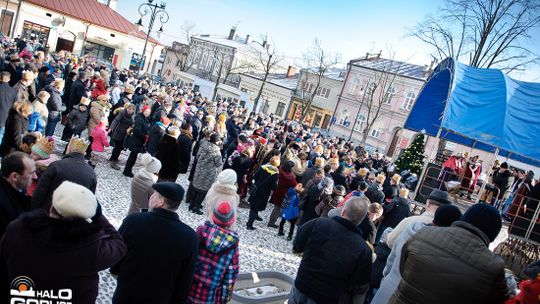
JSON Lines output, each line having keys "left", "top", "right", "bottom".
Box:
{"left": 247, "top": 159, "right": 279, "bottom": 230}
{"left": 111, "top": 182, "right": 198, "bottom": 304}
{"left": 155, "top": 127, "right": 181, "bottom": 182}
{"left": 123, "top": 106, "right": 151, "bottom": 177}
{"left": 31, "top": 138, "right": 97, "bottom": 211}
{"left": 177, "top": 122, "right": 193, "bottom": 174}
{"left": 190, "top": 110, "right": 203, "bottom": 142}
{"left": 5, "top": 54, "right": 22, "bottom": 87}
{"left": 0, "top": 152, "right": 34, "bottom": 237}
{"left": 0, "top": 72, "right": 17, "bottom": 144}
{"left": 0, "top": 181, "right": 126, "bottom": 304}
{"left": 108, "top": 105, "right": 135, "bottom": 170}
{"left": 290, "top": 197, "right": 373, "bottom": 303}
{"left": 69, "top": 71, "right": 88, "bottom": 111}
{"left": 146, "top": 117, "right": 168, "bottom": 156}
{"left": 366, "top": 175, "right": 385, "bottom": 204}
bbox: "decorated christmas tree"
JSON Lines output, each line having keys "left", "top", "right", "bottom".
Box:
{"left": 395, "top": 132, "right": 426, "bottom": 175}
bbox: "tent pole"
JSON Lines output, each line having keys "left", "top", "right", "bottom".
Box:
{"left": 475, "top": 147, "right": 499, "bottom": 204}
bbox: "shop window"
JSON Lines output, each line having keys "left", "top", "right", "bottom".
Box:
{"left": 21, "top": 21, "right": 50, "bottom": 46}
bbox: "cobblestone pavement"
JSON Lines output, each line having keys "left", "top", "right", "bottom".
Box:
{"left": 55, "top": 139, "right": 301, "bottom": 303}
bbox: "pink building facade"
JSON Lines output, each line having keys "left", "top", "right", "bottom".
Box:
{"left": 330, "top": 56, "right": 428, "bottom": 157}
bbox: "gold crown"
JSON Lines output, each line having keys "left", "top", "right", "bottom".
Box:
{"left": 67, "top": 136, "right": 90, "bottom": 154}
{"left": 33, "top": 136, "right": 55, "bottom": 156}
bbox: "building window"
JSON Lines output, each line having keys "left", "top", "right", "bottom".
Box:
{"left": 317, "top": 87, "right": 330, "bottom": 99}
{"left": 353, "top": 114, "right": 366, "bottom": 131}
{"left": 384, "top": 86, "right": 396, "bottom": 105}
{"left": 84, "top": 41, "right": 115, "bottom": 64}
{"left": 261, "top": 100, "right": 270, "bottom": 114}
{"left": 338, "top": 109, "right": 350, "bottom": 126}
{"left": 402, "top": 91, "right": 416, "bottom": 110}
{"left": 200, "top": 52, "right": 209, "bottom": 70}
{"left": 167, "top": 57, "right": 171, "bottom": 64}
{"left": 21, "top": 21, "right": 50, "bottom": 46}
{"left": 349, "top": 76, "right": 362, "bottom": 95}
{"left": 276, "top": 102, "right": 286, "bottom": 116}
{"left": 370, "top": 120, "right": 384, "bottom": 138}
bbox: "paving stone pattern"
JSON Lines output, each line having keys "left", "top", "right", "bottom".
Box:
{"left": 50, "top": 132, "right": 301, "bottom": 303}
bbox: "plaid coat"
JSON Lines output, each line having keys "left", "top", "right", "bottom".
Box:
{"left": 188, "top": 221, "right": 240, "bottom": 304}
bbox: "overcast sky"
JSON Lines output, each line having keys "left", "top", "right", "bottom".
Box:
{"left": 117, "top": 0, "right": 540, "bottom": 81}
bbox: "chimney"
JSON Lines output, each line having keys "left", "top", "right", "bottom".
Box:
{"left": 245, "top": 34, "right": 250, "bottom": 44}
{"left": 286, "top": 66, "right": 297, "bottom": 78}
{"left": 377, "top": 50, "right": 382, "bottom": 58}
{"left": 365, "top": 52, "right": 369, "bottom": 59}
{"left": 107, "top": 0, "right": 118, "bottom": 11}
{"left": 262, "top": 39, "right": 267, "bottom": 48}
{"left": 228, "top": 27, "right": 236, "bottom": 40}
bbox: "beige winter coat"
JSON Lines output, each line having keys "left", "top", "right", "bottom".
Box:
{"left": 32, "top": 98, "right": 48, "bottom": 124}
{"left": 128, "top": 168, "right": 157, "bottom": 215}
{"left": 88, "top": 101, "right": 108, "bottom": 133}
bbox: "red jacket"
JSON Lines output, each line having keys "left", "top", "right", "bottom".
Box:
{"left": 270, "top": 168, "right": 297, "bottom": 206}
{"left": 91, "top": 78, "right": 107, "bottom": 99}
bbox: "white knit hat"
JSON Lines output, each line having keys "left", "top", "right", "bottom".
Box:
{"left": 141, "top": 153, "right": 161, "bottom": 174}
{"left": 217, "top": 169, "right": 237, "bottom": 186}
{"left": 52, "top": 181, "right": 97, "bottom": 221}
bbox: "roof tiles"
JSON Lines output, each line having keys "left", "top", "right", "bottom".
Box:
{"left": 25, "top": 0, "right": 161, "bottom": 45}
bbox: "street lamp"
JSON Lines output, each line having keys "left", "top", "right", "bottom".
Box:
{"left": 134, "top": 0, "right": 169, "bottom": 75}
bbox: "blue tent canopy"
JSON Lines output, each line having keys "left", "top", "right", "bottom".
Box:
{"left": 404, "top": 58, "right": 540, "bottom": 167}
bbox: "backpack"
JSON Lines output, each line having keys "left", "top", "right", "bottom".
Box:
{"left": 282, "top": 189, "right": 300, "bottom": 221}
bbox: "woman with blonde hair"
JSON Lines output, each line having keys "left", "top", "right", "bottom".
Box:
{"left": 32, "top": 90, "right": 50, "bottom": 124}
{"left": 0, "top": 101, "right": 32, "bottom": 156}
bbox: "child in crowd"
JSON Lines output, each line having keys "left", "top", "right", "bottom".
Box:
{"left": 279, "top": 183, "right": 304, "bottom": 241}
{"left": 90, "top": 119, "right": 110, "bottom": 164}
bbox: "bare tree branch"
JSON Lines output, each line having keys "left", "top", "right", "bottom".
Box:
{"left": 409, "top": 0, "right": 540, "bottom": 74}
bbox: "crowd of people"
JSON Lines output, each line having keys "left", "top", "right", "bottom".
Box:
{"left": 0, "top": 36, "right": 537, "bottom": 304}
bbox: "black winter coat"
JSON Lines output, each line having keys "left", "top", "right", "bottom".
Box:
{"left": 110, "top": 110, "right": 134, "bottom": 142}
{"left": 292, "top": 216, "right": 372, "bottom": 303}
{"left": 231, "top": 154, "right": 251, "bottom": 185}
{"left": 146, "top": 123, "right": 166, "bottom": 156}
{"left": 111, "top": 208, "right": 198, "bottom": 304}
{"left": 248, "top": 165, "right": 279, "bottom": 211}
{"left": 0, "top": 178, "right": 30, "bottom": 238}
{"left": 125, "top": 113, "right": 150, "bottom": 153}
{"left": 381, "top": 196, "right": 411, "bottom": 229}
{"left": 190, "top": 117, "right": 202, "bottom": 142}
{"left": 44, "top": 84, "right": 63, "bottom": 120}
{"left": 0, "top": 210, "right": 126, "bottom": 304}
{"left": 0, "top": 82, "right": 17, "bottom": 127}
{"left": 31, "top": 153, "right": 97, "bottom": 211}
{"left": 492, "top": 169, "right": 512, "bottom": 199}
{"left": 5, "top": 63, "right": 21, "bottom": 87}
{"left": 156, "top": 135, "right": 181, "bottom": 180}
{"left": 67, "top": 108, "right": 89, "bottom": 134}
{"left": 62, "top": 77, "right": 73, "bottom": 110}
{"left": 331, "top": 171, "right": 349, "bottom": 192}
{"left": 366, "top": 183, "right": 385, "bottom": 204}
{"left": 69, "top": 79, "right": 87, "bottom": 109}
{"left": 299, "top": 184, "right": 326, "bottom": 225}
{"left": 0, "top": 109, "right": 28, "bottom": 157}
{"left": 177, "top": 133, "right": 193, "bottom": 174}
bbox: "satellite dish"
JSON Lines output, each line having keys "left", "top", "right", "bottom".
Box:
{"left": 51, "top": 17, "right": 66, "bottom": 27}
